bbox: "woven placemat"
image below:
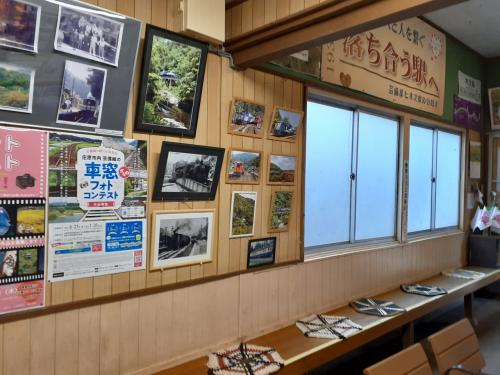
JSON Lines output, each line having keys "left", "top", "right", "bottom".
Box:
{"left": 401, "top": 283, "right": 447, "bottom": 297}
{"left": 207, "top": 343, "right": 284, "bottom": 375}
{"left": 350, "top": 298, "right": 406, "bottom": 317}
{"left": 296, "top": 314, "right": 362, "bottom": 339}
{"left": 442, "top": 268, "right": 485, "bottom": 280}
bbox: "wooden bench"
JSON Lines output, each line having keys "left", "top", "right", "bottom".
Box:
{"left": 363, "top": 343, "right": 432, "bottom": 375}
{"left": 157, "top": 267, "right": 500, "bottom": 375}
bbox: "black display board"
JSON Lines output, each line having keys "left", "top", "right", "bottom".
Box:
{"left": 0, "top": 0, "right": 141, "bottom": 136}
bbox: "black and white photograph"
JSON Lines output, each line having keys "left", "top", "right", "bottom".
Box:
{"left": 0, "top": 62, "right": 34, "bottom": 113}
{"left": 0, "top": 0, "right": 40, "bottom": 53}
{"left": 152, "top": 210, "right": 213, "bottom": 269}
{"left": 247, "top": 237, "right": 276, "bottom": 268}
{"left": 134, "top": 25, "right": 208, "bottom": 137}
{"left": 153, "top": 142, "right": 224, "bottom": 201}
{"left": 54, "top": 5, "right": 124, "bottom": 67}
{"left": 56, "top": 60, "right": 107, "bottom": 128}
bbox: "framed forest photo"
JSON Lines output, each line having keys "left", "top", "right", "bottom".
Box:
{"left": 229, "top": 191, "right": 257, "bottom": 238}
{"left": 228, "top": 98, "right": 266, "bottom": 138}
{"left": 153, "top": 142, "right": 225, "bottom": 201}
{"left": 269, "top": 191, "right": 293, "bottom": 232}
{"left": 267, "top": 154, "right": 296, "bottom": 185}
{"left": 135, "top": 25, "right": 208, "bottom": 137}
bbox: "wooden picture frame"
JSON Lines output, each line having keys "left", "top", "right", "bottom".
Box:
{"left": 227, "top": 98, "right": 266, "bottom": 138}
{"left": 229, "top": 191, "right": 257, "bottom": 238}
{"left": 489, "top": 87, "right": 500, "bottom": 130}
{"left": 153, "top": 141, "right": 225, "bottom": 201}
{"left": 268, "top": 190, "right": 293, "bottom": 233}
{"left": 151, "top": 209, "right": 214, "bottom": 270}
{"left": 267, "top": 106, "right": 304, "bottom": 142}
{"left": 134, "top": 24, "right": 208, "bottom": 137}
{"left": 226, "top": 148, "right": 262, "bottom": 185}
{"left": 247, "top": 237, "right": 276, "bottom": 269}
{"left": 267, "top": 153, "right": 297, "bottom": 185}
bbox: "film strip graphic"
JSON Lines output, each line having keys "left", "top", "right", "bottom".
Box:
{"left": 0, "top": 273, "right": 44, "bottom": 285}
{"left": 0, "top": 198, "right": 46, "bottom": 249}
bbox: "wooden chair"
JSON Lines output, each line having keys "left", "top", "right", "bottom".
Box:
{"left": 427, "top": 318, "right": 488, "bottom": 375}
{"left": 363, "top": 343, "right": 432, "bottom": 375}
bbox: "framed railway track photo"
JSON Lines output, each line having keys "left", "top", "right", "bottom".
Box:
{"left": 226, "top": 149, "right": 262, "bottom": 185}
{"left": 151, "top": 210, "right": 214, "bottom": 270}
{"left": 228, "top": 98, "right": 267, "bottom": 138}
{"left": 268, "top": 106, "right": 304, "bottom": 142}
{"left": 153, "top": 142, "right": 225, "bottom": 201}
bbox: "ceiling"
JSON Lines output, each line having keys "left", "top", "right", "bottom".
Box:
{"left": 425, "top": 0, "right": 500, "bottom": 58}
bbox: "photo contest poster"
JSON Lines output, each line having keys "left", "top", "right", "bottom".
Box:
{"left": 47, "top": 132, "right": 148, "bottom": 281}
{"left": 0, "top": 126, "right": 46, "bottom": 315}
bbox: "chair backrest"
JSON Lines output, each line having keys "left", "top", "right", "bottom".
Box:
{"left": 427, "top": 318, "right": 485, "bottom": 375}
{"left": 363, "top": 343, "right": 432, "bottom": 375}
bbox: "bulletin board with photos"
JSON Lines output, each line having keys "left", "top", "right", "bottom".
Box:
{"left": 0, "top": 0, "right": 141, "bottom": 136}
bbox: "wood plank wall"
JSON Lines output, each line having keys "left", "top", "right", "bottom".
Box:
{"left": 47, "top": 0, "right": 304, "bottom": 307}
{"left": 0, "top": 1, "right": 469, "bottom": 374}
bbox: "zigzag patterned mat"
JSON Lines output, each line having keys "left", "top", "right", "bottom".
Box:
{"left": 350, "top": 298, "right": 406, "bottom": 317}
{"left": 296, "top": 314, "right": 362, "bottom": 340}
{"left": 401, "top": 283, "right": 448, "bottom": 297}
{"left": 207, "top": 343, "right": 284, "bottom": 375}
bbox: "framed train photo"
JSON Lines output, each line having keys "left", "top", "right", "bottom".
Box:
{"left": 151, "top": 210, "right": 214, "bottom": 270}
{"left": 153, "top": 142, "right": 224, "bottom": 201}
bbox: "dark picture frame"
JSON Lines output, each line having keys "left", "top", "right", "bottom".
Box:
{"left": 153, "top": 142, "right": 224, "bottom": 201}
{"left": 247, "top": 237, "right": 276, "bottom": 269}
{"left": 134, "top": 24, "right": 208, "bottom": 137}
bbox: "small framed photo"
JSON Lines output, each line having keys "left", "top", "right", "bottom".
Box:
{"left": 54, "top": 4, "right": 124, "bottom": 67}
{"left": 229, "top": 191, "right": 257, "bottom": 238}
{"left": 228, "top": 98, "right": 266, "bottom": 138}
{"left": 151, "top": 210, "right": 214, "bottom": 270}
{"left": 135, "top": 25, "right": 208, "bottom": 137}
{"left": 269, "top": 191, "right": 293, "bottom": 232}
{"left": 153, "top": 142, "right": 225, "bottom": 201}
{"left": 56, "top": 60, "right": 107, "bottom": 128}
{"left": 0, "top": 0, "right": 41, "bottom": 53}
{"left": 226, "top": 149, "right": 262, "bottom": 184}
{"left": 247, "top": 237, "right": 276, "bottom": 269}
{"left": 0, "top": 63, "right": 34, "bottom": 113}
{"left": 489, "top": 87, "right": 500, "bottom": 130}
{"left": 268, "top": 107, "right": 304, "bottom": 142}
{"left": 267, "top": 154, "right": 297, "bottom": 185}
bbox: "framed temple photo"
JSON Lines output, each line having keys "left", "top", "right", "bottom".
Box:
{"left": 226, "top": 149, "right": 262, "bottom": 184}
{"left": 268, "top": 107, "right": 304, "bottom": 142}
{"left": 247, "top": 237, "right": 276, "bottom": 269}
{"left": 151, "top": 210, "right": 214, "bottom": 270}
{"left": 229, "top": 191, "right": 257, "bottom": 238}
{"left": 134, "top": 25, "right": 208, "bottom": 137}
{"left": 228, "top": 98, "right": 266, "bottom": 138}
{"left": 268, "top": 191, "right": 293, "bottom": 232}
{"left": 267, "top": 154, "right": 297, "bottom": 185}
{"left": 153, "top": 142, "right": 225, "bottom": 201}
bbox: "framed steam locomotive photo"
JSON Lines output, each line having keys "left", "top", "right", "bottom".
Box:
{"left": 151, "top": 209, "right": 214, "bottom": 270}
{"left": 153, "top": 142, "right": 225, "bottom": 201}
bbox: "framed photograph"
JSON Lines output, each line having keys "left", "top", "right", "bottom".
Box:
{"left": 489, "top": 88, "right": 500, "bottom": 130}
{"left": 153, "top": 142, "right": 224, "bottom": 201}
{"left": 228, "top": 98, "right": 266, "bottom": 138}
{"left": 267, "top": 154, "right": 297, "bottom": 185}
{"left": 135, "top": 25, "right": 208, "bottom": 137}
{"left": 0, "top": 63, "right": 34, "bottom": 113}
{"left": 54, "top": 4, "right": 124, "bottom": 67}
{"left": 151, "top": 210, "right": 214, "bottom": 270}
{"left": 56, "top": 60, "right": 107, "bottom": 128}
{"left": 0, "top": 0, "right": 40, "bottom": 53}
{"left": 268, "top": 107, "right": 304, "bottom": 142}
{"left": 247, "top": 237, "right": 276, "bottom": 269}
{"left": 226, "top": 149, "right": 262, "bottom": 184}
{"left": 229, "top": 191, "right": 257, "bottom": 238}
{"left": 269, "top": 191, "right": 293, "bottom": 232}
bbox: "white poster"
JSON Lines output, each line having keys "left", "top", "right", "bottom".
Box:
{"left": 458, "top": 71, "right": 481, "bottom": 104}
{"left": 47, "top": 133, "right": 148, "bottom": 282}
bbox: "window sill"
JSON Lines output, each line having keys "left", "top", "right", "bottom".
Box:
{"left": 304, "top": 229, "right": 465, "bottom": 263}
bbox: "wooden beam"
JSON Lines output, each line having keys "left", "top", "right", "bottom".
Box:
{"left": 225, "top": 0, "right": 467, "bottom": 67}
